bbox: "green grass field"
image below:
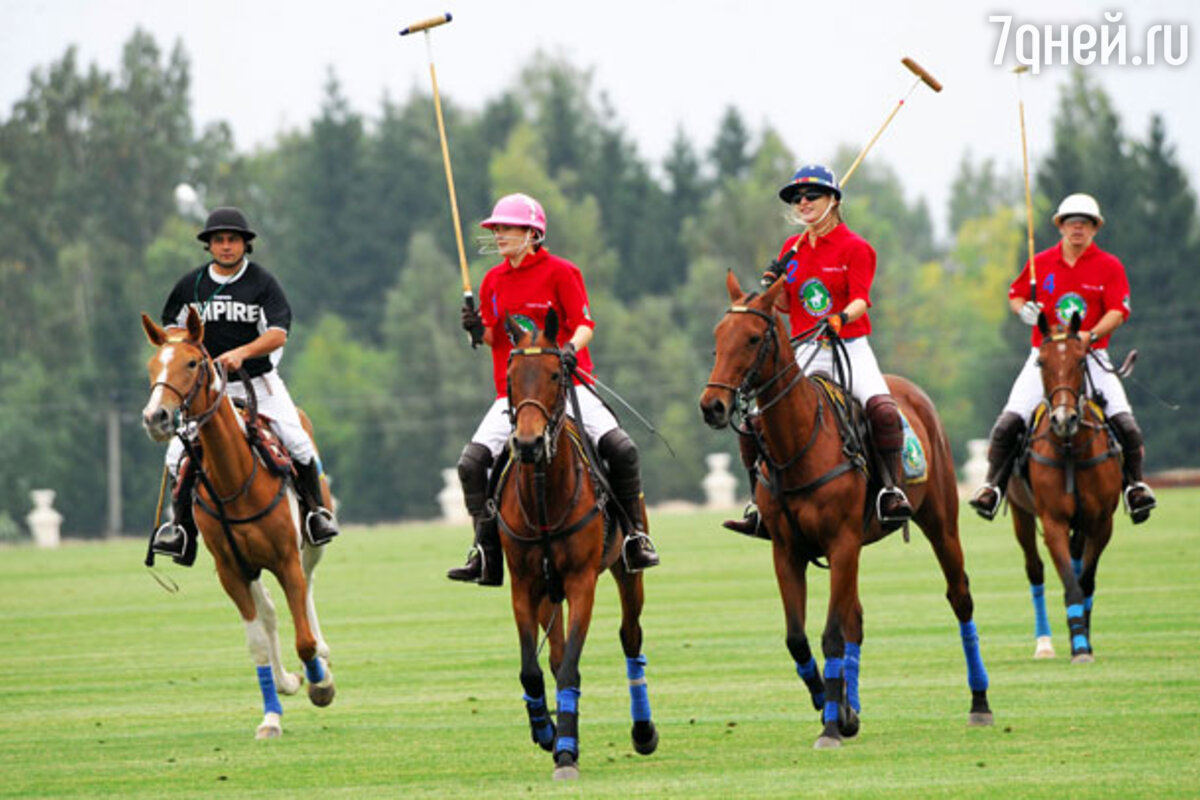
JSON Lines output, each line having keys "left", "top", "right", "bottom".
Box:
{"left": 3, "top": 490, "right": 1199, "bottom": 798}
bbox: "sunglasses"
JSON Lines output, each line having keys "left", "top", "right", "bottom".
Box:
{"left": 793, "top": 189, "right": 830, "bottom": 203}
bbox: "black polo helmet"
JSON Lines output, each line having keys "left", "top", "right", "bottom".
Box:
{"left": 197, "top": 206, "right": 257, "bottom": 243}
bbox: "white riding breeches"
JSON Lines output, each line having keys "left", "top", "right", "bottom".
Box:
{"left": 471, "top": 388, "right": 620, "bottom": 460}
{"left": 1002, "top": 348, "right": 1132, "bottom": 420}
{"left": 165, "top": 370, "right": 317, "bottom": 477}
{"left": 793, "top": 336, "right": 892, "bottom": 405}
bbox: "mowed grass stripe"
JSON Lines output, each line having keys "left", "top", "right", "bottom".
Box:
{"left": 1, "top": 492, "right": 1197, "bottom": 798}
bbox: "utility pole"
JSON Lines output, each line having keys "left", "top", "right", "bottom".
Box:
{"left": 106, "top": 392, "right": 122, "bottom": 537}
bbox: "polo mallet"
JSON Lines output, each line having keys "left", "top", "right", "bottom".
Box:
{"left": 1013, "top": 65, "right": 1038, "bottom": 302}
{"left": 839, "top": 57, "right": 943, "bottom": 189}
{"left": 400, "top": 13, "right": 481, "bottom": 346}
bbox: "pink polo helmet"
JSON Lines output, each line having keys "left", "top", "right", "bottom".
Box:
{"left": 480, "top": 193, "right": 546, "bottom": 237}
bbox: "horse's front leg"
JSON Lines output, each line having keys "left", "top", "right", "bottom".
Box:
{"left": 300, "top": 527, "right": 331, "bottom": 663}
{"left": 249, "top": 581, "right": 302, "bottom": 696}
{"left": 1076, "top": 515, "right": 1114, "bottom": 652}
{"left": 514, "top": 578, "right": 556, "bottom": 753}
{"left": 551, "top": 569, "right": 599, "bottom": 781}
{"left": 815, "top": 534, "right": 862, "bottom": 750}
{"left": 214, "top": 566, "right": 284, "bottom": 739}
{"left": 1012, "top": 502, "right": 1055, "bottom": 659}
{"left": 611, "top": 559, "right": 658, "bottom": 756}
{"left": 1040, "top": 515, "right": 1093, "bottom": 663}
{"left": 771, "top": 534, "right": 824, "bottom": 713}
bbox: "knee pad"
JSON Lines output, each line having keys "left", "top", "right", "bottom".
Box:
{"left": 457, "top": 442, "right": 494, "bottom": 516}
{"left": 1109, "top": 412, "right": 1143, "bottom": 450}
{"left": 598, "top": 428, "right": 639, "bottom": 470}
{"left": 865, "top": 395, "right": 903, "bottom": 452}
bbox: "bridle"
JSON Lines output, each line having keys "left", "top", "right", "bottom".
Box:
{"left": 151, "top": 338, "right": 229, "bottom": 437}
{"left": 506, "top": 346, "right": 569, "bottom": 463}
{"left": 705, "top": 305, "right": 806, "bottom": 416}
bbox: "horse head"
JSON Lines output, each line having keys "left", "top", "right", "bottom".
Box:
{"left": 1036, "top": 310, "right": 1087, "bottom": 439}
{"left": 140, "top": 306, "right": 220, "bottom": 442}
{"left": 699, "top": 270, "right": 789, "bottom": 429}
{"left": 505, "top": 309, "right": 569, "bottom": 464}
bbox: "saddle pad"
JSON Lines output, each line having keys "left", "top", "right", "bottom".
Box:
{"left": 899, "top": 410, "right": 928, "bottom": 485}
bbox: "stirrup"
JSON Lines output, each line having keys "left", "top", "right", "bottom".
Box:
{"left": 304, "top": 508, "right": 338, "bottom": 546}
{"left": 969, "top": 484, "right": 1002, "bottom": 521}
{"left": 876, "top": 486, "right": 913, "bottom": 523}
{"left": 151, "top": 522, "right": 196, "bottom": 567}
{"left": 1124, "top": 482, "right": 1156, "bottom": 524}
{"left": 722, "top": 503, "right": 769, "bottom": 540}
{"left": 621, "top": 532, "right": 660, "bottom": 573}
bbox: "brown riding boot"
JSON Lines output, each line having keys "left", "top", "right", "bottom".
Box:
{"left": 968, "top": 412, "right": 1026, "bottom": 521}
{"left": 447, "top": 443, "right": 505, "bottom": 585}
{"left": 149, "top": 463, "right": 198, "bottom": 567}
{"left": 722, "top": 420, "right": 771, "bottom": 540}
{"left": 1109, "top": 412, "right": 1157, "bottom": 524}
{"left": 599, "top": 430, "right": 660, "bottom": 571}
{"left": 865, "top": 396, "right": 914, "bottom": 523}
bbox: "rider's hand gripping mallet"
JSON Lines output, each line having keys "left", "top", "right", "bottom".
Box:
{"left": 839, "top": 57, "right": 944, "bottom": 189}
{"left": 1013, "top": 65, "right": 1038, "bottom": 304}
{"left": 400, "top": 13, "right": 482, "bottom": 346}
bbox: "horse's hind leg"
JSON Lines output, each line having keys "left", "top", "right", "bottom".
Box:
{"left": 250, "top": 581, "right": 302, "bottom": 695}
{"left": 301, "top": 537, "right": 331, "bottom": 662}
{"left": 1012, "top": 503, "right": 1054, "bottom": 658}
{"left": 612, "top": 561, "right": 658, "bottom": 756}
{"left": 215, "top": 568, "right": 284, "bottom": 739}
{"left": 915, "top": 507, "right": 993, "bottom": 725}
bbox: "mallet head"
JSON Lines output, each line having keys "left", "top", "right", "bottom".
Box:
{"left": 400, "top": 12, "right": 452, "bottom": 36}
{"left": 901, "top": 57, "right": 943, "bottom": 92}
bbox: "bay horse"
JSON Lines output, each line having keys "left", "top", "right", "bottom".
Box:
{"left": 699, "top": 271, "right": 993, "bottom": 749}
{"left": 140, "top": 307, "right": 336, "bottom": 738}
{"left": 496, "top": 310, "right": 658, "bottom": 781}
{"left": 1005, "top": 311, "right": 1122, "bottom": 663}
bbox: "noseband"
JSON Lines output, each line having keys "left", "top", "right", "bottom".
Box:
{"left": 151, "top": 340, "right": 228, "bottom": 436}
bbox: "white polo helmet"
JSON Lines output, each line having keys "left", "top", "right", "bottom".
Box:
{"left": 1052, "top": 193, "right": 1104, "bottom": 226}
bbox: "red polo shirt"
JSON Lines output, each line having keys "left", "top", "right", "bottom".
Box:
{"left": 1009, "top": 242, "right": 1131, "bottom": 348}
{"left": 478, "top": 248, "right": 597, "bottom": 398}
{"left": 776, "top": 223, "right": 875, "bottom": 339}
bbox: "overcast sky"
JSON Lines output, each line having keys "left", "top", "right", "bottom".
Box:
{"left": 3, "top": 0, "right": 1197, "bottom": 238}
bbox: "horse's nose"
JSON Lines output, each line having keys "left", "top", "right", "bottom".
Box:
{"left": 700, "top": 396, "right": 729, "bottom": 429}
{"left": 142, "top": 406, "right": 171, "bottom": 439}
{"left": 514, "top": 436, "right": 543, "bottom": 464}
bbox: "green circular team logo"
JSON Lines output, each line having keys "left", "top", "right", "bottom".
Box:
{"left": 1055, "top": 292, "right": 1087, "bottom": 325}
{"left": 512, "top": 314, "right": 538, "bottom": 334}
{"left": 800, "top": 278, "right": 832, "bottom": 316}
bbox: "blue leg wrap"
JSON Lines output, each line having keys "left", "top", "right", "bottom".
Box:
{"left": 523, "top": 693, "right": 555, "bottom": 746}
{"left": 959, "top": 620, "right": 989, "bottom": 692}
{"left": 1084, "top": 595, "right": 1094, "bottom": 613}
{"left": 257, "top": 665, "right": 283, "bottom": 716}
{"left": 1031, "top": 583, "right": 1052, "bottom": 638}
{"left": 1067, "top": 603, "right": 1089, "bottom": 651}
{"left": 626, "top": 655, "right": 652, "bottom": 723}
{"left": 843, "top": 643, "right": 861, "bottom": 713}
{"left": 1071, "top": 557, "right": 1083, "bottom": 577}
{"left": 555, "top": 687, "right": 581, "bottom": 756}
{"left": 304, "top": 656, "right": 326, "bottom": 685}
{"left": 795, "top": 657, "right": 825, "bottom": 709}
{"left": 822, "top": 658, "right": 843, "bottom": 724}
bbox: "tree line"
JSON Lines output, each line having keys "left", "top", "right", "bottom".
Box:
{"left": 2, "top": 31, "right": 1197, "bottom": 538}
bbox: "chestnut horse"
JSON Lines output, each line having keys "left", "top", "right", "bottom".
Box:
{"left": 496, "top": 311, "right": 658, "bottom": 781}
{"left": 699, "top": 272, "right": 992, "bottom": 749}
{"left": 1005, "top": 312, "right": 1122, "bottom": 663}
{"left": 140, "top": 307, "right": 335, "bottom": 738}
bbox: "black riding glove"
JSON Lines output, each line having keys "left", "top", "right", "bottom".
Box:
{"left": 461, "top": 303, "right": 485, "bottom": 346}
{"left": 760, "top": 251, "right": 792, "bottom": 287}
{"left": 561, "top": 342, "right": 578, "bottom": 373}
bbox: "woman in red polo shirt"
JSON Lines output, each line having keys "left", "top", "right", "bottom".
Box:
{"left": 447, "top": 193, "right": 660, "bottom": 585}
{"left": 724, "top": 164, "right": 914, "bottom": 537}
{"left": 968, "top": 193, "right": 1156, "bottom": 523}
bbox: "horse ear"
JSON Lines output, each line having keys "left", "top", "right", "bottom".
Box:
{"left": 1037, "top": 310, "right": 1050, "bottom": 337}
{"left": 762, "top": 272, "right": 786, "bottom": 307}
{"left": 185, "top": 306, "right": 204, "bottom": 343}
{"left": 504, "top": 314, "right": 523, "bottom": 346}
{"left": 725, "top": 269, "right": 743, "bottom": 302}
{"left": 1069, "top": 311, "right": 1082, "bottom": 336}
{"left": 142, "top": 313, "right": 167, "bottom": 346}
{"left": 543, "top": 308, "right": 559, "bottom": 345}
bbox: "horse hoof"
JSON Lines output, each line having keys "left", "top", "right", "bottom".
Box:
{"left": 255, "top": 713, "right": 282, "bottom": 739}
{"left": 1070, "top": 652, "right": 1095, "bottom": 664}
{"left": 839, "top": 707, "right": 860, "bottom": 739}
{"left": 552, "top": 764, "right": 580, "bottom": 781}
{"left": 1033, "top": 636, "right": 1056, "bottom": 659}
{"left": 632, "top": 721, "right": 659, "bottom": 755}
{"left": 814, "top": 735, "right": 842, "bottom": 750}
{"left": 968, "top": 711, "right": 995, "bottom": 727}
{"left": 307, "top": 675, "right": 336, "bottom": 707}
{"left": 278, "top": 671, "right": 304, "bottom": 695}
